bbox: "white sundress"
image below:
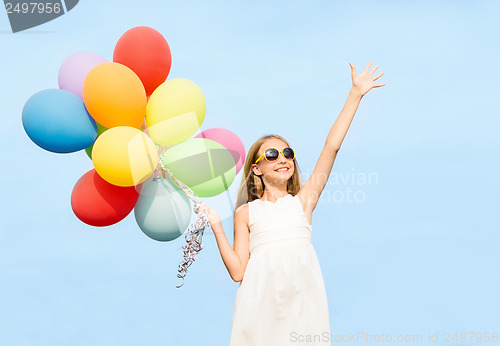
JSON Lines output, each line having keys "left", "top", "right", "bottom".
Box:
{"left": 229, "top": 193, "right": 331, "bottom": 346}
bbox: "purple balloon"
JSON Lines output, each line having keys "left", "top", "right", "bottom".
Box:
{"left": 58, "top": 52, "right": 107, "bottom": 99}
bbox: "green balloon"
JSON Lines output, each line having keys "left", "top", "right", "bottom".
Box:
{"left": 85, "top": 122, "right": 108, "bottom": 159}
{"left": 161, "top": 138, "right": 236, "bottom": 197}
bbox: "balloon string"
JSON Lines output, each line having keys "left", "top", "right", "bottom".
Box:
{"left": 156, "top": 152, "right": 210, "bottom": 289}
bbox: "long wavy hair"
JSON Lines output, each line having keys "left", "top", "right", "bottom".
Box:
{"left": 234, "top": 134, "right": 302, "bottom": 211}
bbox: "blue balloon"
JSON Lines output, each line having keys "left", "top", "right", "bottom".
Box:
{"left": 134, "top": 178, "right": 192, "bottom": 242}
{"left": 22, "top": 89, "right": 97, "bottom": 153}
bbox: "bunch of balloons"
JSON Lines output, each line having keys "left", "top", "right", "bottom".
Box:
{"left": 22, "top": 26, "right": 245, "bottom": 285}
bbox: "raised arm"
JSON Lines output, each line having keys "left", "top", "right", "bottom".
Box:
{"left": 298, "top": 61, "right": 385, "bottom": 214}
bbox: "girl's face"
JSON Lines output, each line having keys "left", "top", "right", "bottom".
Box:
{"left": 251, "top": 138, "right": 295, "bottom": 184}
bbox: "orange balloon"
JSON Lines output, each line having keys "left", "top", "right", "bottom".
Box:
{"left": 83, "top": 62, "right": 147, "bottom": 129}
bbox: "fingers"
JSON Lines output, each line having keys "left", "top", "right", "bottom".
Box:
{"left": 349, "top": 62, "right": 356, "bottom": 77}
{"left": 369, "top": 65, "right": 379, "bottom": 75}
{"left": 351, "top": 61, "right": 384, "bottom": 88}
{"left": 373, "top": 72, "right": 384, "bottom": 80}
{"left": 363, "top": 61, "right": 373, "bottom": 74}
{"left": 196, "top": 202, "right": 207, "bottom": 214}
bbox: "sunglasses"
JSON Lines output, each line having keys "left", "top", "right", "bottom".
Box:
{"left": 255, "top": 147, "right": 295, "bottom": 164}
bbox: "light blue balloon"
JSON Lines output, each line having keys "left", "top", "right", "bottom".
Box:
{"left": 22, "top": 89, "right": 97, "bottom": 153}
{"left": 134, "top": 178, "right": 192, "bottom": 242}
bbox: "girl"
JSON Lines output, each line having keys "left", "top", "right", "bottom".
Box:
{"left": 198, "top": 61, "right": 384, "bottom": 345}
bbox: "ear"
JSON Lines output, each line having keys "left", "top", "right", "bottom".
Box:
{"left": 251, "top": 163, "right": 262, "bottom": 177}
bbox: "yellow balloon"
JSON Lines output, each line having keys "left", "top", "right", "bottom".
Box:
{"left": 146, "top": 78, "right": 206, "bottom": 146}
{"left": 92, "top": 126, "right": 158, "bottom": 187}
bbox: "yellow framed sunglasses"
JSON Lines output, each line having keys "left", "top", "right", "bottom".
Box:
{"left": 255, "top": 147, "right": 295, "bottom": 164}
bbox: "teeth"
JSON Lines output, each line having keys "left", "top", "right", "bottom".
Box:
{"left": 276, "top": 168, "right": 288, "bottom": 172}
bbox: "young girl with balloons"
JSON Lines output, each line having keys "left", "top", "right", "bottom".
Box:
{"left": 198, "top": 61, "right": 384, "bottom": 345}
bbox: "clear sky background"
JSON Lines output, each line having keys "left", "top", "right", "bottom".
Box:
{"left": 1, "top": 1, "right": 499, "bottom": 345}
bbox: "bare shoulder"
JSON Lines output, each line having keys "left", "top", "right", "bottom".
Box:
{"left": 234, "top": 203, "right": 249, "bottom": 227}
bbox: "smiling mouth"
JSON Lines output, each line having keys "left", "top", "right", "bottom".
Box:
{"left": 275, "top": 168, "right": 289, "bottom": 172}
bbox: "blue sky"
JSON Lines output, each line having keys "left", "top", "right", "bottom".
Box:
{"left": 1, "top": 1, "right": 499, "bottom": 345}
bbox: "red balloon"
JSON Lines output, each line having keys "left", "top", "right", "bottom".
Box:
{"left": 113, "top": 26, "right": 172, "bottom": 96}
{"left": 71, "top": 169, "right": 141, "bottom": 227}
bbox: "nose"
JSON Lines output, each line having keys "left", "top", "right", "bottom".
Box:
{"left": 277, "top": 152, "right": 287, "bottom": 163}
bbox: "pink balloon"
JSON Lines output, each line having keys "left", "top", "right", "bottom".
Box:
{"left": 195, "top": 128, "right": 245, "bottom": 174}
{"left": 58, "top": 52, "right": 107, "bottom": 99}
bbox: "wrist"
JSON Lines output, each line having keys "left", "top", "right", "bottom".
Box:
{"left": 210, "top": 220, "right": 223, "bottom": 234}
{"left": 349, "top": 87, "right": 363, "bottom": 99}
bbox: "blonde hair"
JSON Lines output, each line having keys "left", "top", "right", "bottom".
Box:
{"left": 234, "top": 134, "right": 302, "bottom": 211}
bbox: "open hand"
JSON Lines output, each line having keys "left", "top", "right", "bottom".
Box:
{"left": 349, "top": 61, "right": 385, "bottom": 97}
